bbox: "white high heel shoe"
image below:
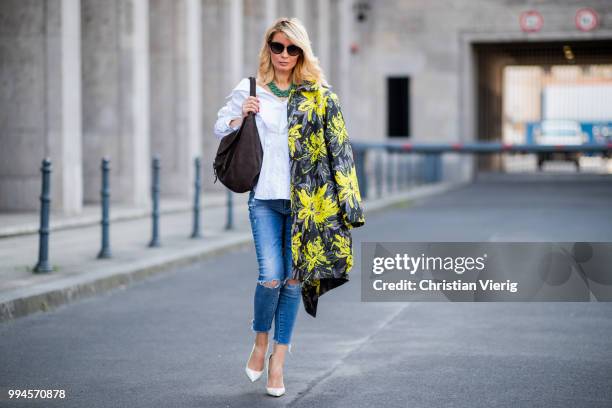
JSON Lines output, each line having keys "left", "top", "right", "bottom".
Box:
{"left": 245, "top": 344, "right": 265, "bottom": 382}
{"left": 266, "top": 353, "right": 286, "bottom": 397}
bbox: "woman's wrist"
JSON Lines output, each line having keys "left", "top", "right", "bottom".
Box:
{"left": 229, "top": 117, "right": 242, "bottom": 130}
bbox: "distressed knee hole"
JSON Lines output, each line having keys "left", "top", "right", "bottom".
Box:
{"left": 285, "top": 279, "right": 300, "bottom": 288}
{"left": 259, "top": 279, "right": 280, "bottom": 289}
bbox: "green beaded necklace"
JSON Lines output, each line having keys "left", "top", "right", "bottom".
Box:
{"left": 267, "top": 81, "right": 295, "bottom": 98}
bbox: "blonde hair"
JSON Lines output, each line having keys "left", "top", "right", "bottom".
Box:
{"left": 257, "top": 17, "right": 328, "bottom": 88}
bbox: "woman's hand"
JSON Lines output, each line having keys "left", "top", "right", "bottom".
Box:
{"left": 229, "top": 96, "right": 260, "bottom": 129}
{"left": 242, "top": 96, "right": 260, "bottom": 118}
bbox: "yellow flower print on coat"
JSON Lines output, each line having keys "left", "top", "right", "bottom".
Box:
{"left": 297, "top": 185, "right": 339, "bottom": 229}
{"left": 297, "top": 188, "right": 316, "bottom": 229}
{"left": 297, "top": 91, "right": 326, "bottom": 122}
{"left": 291, "top": 231, "right": 302, "bottom": 262}
{"left": 306, "top": 129, "right": 326, "bottom": 164}
{"left": 288, "top": 124, "right": 302, "bottom": 156}
{"left": 313, "top": 185, "right": 339, "bottom": 227}
{"left": 304, "top": 237, "right": 328, "bottom": 272}
{"left": 329, "top": 112, "right": 348, "bottom": 145}
{"left": 334, "top": 166, "right": 362, "bottom": 208}
{"left": 332, "top": 234, "right": 353, "bottom": 270}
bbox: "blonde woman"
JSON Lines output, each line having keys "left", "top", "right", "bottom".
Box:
{"left": 214, "top": 17, "right": 365, "bottom": 397}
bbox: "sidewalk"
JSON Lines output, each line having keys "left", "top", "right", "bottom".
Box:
{"left": 0, "top": 193, "right": 231, "bottom": 238}
{"left": 0, "top": 182, "right": 466, "bottom": 322}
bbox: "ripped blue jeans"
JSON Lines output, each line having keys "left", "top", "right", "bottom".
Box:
{"left": 247, "top": 190, "right": 301, "bottom": 353}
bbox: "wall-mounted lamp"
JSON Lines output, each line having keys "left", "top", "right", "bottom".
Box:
{"left": 353, "top": 1, "right": 371, "bottom": 23}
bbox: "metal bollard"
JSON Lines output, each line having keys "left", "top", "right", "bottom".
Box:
{"left": 97, "top": 157, "right": 112, "bottom": 258}
{"left": 191, "top": 157, "right": 202, "bottom": 238}
{"left": 225, "top": 190, "right": 234, "bottom": 230}
{"left": 34, "top": 158, "right": 53, "bottom": 273}
{"left": 148, "top": 155, "right": 161, "bottom": 247}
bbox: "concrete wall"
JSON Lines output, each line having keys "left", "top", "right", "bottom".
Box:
{"left": 201, "top": 0, "right": 227, "bottom": 193}
{"left": 0, "top": 0, "right": 82, "bottom": 213}
{"left": 150, "top": 0, "right": 188, "bottom": 197}
{"left": 81, "top": 0, "right": 124, "bottom": 203}
{"left": 350, "top": 0, "right": 612, "bottom": 181}
{"left": 0, "top": 1, "right": 49, "bottom": 211}
{"left": 353, "top": 0, "right": 612, "bottom": 142}
{"left": 243, "top": 0, "right": 266, "bottom": 74}
{"left": 3, "top": 0, "right": 612, "bottom": 212}
{"left": 81, "top": 0, "right": 150, "bottom": 206}
{"left": 1, "top": 0, "right": 340, "bottom": 211}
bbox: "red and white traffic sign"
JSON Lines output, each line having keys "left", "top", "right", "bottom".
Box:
{"left": 575, "top": 8, "right": 599, "bottom": 32}
{"left": 519, "top": 10, "right": 543, "bottom": 33}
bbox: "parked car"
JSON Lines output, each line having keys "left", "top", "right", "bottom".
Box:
{"left": 533, "top": 120, "right": 588, "bottom": 170}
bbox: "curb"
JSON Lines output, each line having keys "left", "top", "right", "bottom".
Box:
{"left": 0, "top": 181, "right": 467, "bottom": 323}
{"left": 0, "top": 235, "right": 254, "bottom": 322}
{"left": 0, "top": 193, "right": 235, "bottom": 239}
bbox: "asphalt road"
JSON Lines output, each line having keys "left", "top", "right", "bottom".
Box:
{"left": 2, "top": 173, "right": 611, "bottom": 407}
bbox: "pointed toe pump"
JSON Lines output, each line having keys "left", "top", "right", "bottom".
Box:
{"left": 245, "top": 344, "right": 265, "bottom": 382}
{"left": 265, "top": 353, "right": 286, "bottom": 397}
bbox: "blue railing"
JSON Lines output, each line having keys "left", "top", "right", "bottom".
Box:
{"left": 352, "top": 141, "right": 612, "bottom": 154}
{"left": 350, "top": 141, "right": 612, "bottom": 199}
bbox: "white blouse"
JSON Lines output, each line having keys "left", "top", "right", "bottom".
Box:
{"left": 213, "top": 77, "right": 290, "bottom": 200}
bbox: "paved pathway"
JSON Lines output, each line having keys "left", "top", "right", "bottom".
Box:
{"left": 1, "top": 174, "right": 611, "bottom": 407}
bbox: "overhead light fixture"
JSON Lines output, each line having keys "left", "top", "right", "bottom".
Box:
{"left": 563, "top": 45, "right": 575, "bottom": 61}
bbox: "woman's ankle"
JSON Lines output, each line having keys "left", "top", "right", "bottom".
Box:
{"left": 255, "top": 332, "right": 269, "bottom": 348}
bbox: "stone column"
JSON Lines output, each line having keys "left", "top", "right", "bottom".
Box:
{"left": 229, "top": 0, "right": 243, "bottom": 84}
{"left": 278, "top": 0, "right": 293, "bottom": 21}
{"left": 149, "top": 0, "right": 202, "bottom": 197}
{"left": 265, "top": 0, "right": 277, "bottom": 24}
{"left": 81, "top": 0, "right": 150, "bottom": 207}
{"left": 0, "top": 0, "right": 83, "bottom": 213}
{"left": 317, "top": 0, "right": 330, "bottom": 77}
{"left": 131, "top": 0, "right": 151, "bottom": 206}
{"left": 59, "top": 0, "right": 83, "bottom": 214}
{"left": 201, "top": 0, "right": 232, "bottom": 192}
{"left": 186, "top": 0, "right": 203, "bottom": 193}
{"left": 337, "top": 0, "right": 352, "bottom": 133}
{"left": 294, "top": 0, "right": 306, "bottom": 23}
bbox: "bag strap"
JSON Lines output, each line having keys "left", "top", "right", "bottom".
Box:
{"left": 249, "top": 76, "right": 256, "bottom": 97}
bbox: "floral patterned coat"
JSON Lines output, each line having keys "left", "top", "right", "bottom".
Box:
{"left": 286, "top": 80, "right": 366, "bottom": 317}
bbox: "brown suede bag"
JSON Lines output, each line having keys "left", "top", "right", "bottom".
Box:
{"left": 213, "top": 77, "right": 263, "bottom": 193}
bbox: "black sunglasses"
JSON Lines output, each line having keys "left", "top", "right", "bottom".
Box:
{"left": 268, "top": 41, "right": 302, "bottom": 57}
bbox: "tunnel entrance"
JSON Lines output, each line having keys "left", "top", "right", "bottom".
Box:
{"left": 474, "top": 40, "right": 612, "bottom": 173}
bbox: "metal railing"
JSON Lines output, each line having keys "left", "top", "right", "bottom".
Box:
{"left": 24, "top": 140, "right": 612, "bottom": 274}
{"left": 351, "top": 141, "right": 612, "bottom": 199}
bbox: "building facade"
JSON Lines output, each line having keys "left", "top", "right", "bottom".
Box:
{"left": 1, "top": 0, "right": 611, "bottom": 214}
